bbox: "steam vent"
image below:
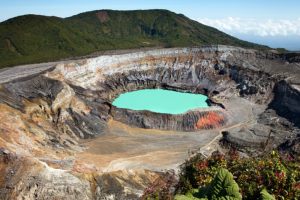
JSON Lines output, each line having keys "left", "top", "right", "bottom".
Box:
{"left": 1, "top": 45, "right": 300, "bottom": 199}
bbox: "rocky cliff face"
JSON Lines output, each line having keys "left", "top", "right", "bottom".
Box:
{"left": 1, "top": 45, "right": 300, "bottom": 199}
{"left": 110, "top": 106, "right": 228, "bottom": 131}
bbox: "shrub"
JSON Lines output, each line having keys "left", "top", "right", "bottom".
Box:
{"left": 177, "top": 150, "right": 300, "bottom": 199}
{"left": 175, "top": 168, "right": 242, "bottom": 200}
{"left": 142, "top": 150, "right": 300, "bottom": 199}
{"left": 141, "top": 171, "right": 175, "bottom": 200}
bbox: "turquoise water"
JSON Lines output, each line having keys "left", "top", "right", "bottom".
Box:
{"left": 112, "top": 89, "right": 209, "bottom": 114}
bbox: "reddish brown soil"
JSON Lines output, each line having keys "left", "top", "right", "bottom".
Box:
{"left": 96, "top": 11, "right": 110, "bottom": 22}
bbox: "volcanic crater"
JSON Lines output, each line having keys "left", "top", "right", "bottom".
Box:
{"left": 1, "top": 45, "right": 300, "bottom": 199}
{"left": 109, "top": 88, "right": 228, "bottom": 131}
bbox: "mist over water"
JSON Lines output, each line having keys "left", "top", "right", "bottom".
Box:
{"left": 112, "top": 89, "right": 209, "bottom": 114}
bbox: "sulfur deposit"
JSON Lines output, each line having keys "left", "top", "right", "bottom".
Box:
{"left": 0, "top": 45, "right": 300, "bottom": 199}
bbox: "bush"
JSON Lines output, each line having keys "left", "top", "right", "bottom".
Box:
{"left": 142, "top": 150, "right": 300, "bottom": 199}
{"left": 141, "top": 171, "right": 176, "bottom": 200}
{"left": 177, "top": 150, "right": 300, "bottom": 199}
{"left": 175, "top": 168, "right": 242, "bottom": 200}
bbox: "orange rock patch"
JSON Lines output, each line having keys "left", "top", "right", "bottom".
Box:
{"left": 194, "top": 112, "right": 225, "bottom": 130}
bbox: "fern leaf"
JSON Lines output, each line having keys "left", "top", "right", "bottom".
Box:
{"left": 174, "top": 188, "right": 209, "bottom": 200}
{"left": 210, "top": 169, "right": 242, "bottom": 200}
{"left": 260, "top": 189, "right": 275, "bottom": 200}
{"left": 174, "top": 194, "right": 208, "bottom": 200}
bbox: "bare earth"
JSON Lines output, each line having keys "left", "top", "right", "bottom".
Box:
{"left": 76, "top": 96, "right": 259, "bottom": 172}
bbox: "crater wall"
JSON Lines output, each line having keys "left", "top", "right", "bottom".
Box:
{"left": 1, "top": 45, "right": 300, "bottom": 199}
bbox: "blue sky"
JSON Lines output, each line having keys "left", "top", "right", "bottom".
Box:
{"left": 1, "top": 0, "right": 300, "bottom": 50}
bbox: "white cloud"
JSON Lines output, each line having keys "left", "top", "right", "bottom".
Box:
{"left": 196, "top": 17, "right": 300, "bottom": 37}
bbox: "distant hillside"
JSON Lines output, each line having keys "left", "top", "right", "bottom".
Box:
{"left": 0, "top": 9, "right": 272, "bottom": 68}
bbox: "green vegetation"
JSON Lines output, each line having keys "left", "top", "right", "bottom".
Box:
{"left": 142, "top": 150, "right": 300, "bottom": 199}
{"left": 141, "top": 171, "right": 175, "bottom": 199}
{"left": 174, "top": 169, "right": 242, "bottom": 200}
{"left": 0, "top": 9, "right": 273, "bottom": 68}
{"left": 274, "top": 48, "right": 290, "bottom": 53}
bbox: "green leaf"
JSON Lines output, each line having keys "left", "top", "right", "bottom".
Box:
{"left": 192, "top": 187, "right": 211, "bottom": 199}
{"left": 210, "top": 169, "right": 242, "bottom": 200}
{"left": 174, "top": 188, "right": 209, "bottom": 200}
{"left": 260, "top": 189, "right": 275, "bottom": 200}
{"left": 174, "top": 194, "right": 208, "bottom": 200}
{"left": 174, "top": 195, "right": 192, "bottom": 200}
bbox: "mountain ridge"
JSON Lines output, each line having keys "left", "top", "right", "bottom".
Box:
{"left": 0, "top": 9, "right": 272, "bottom": 68}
